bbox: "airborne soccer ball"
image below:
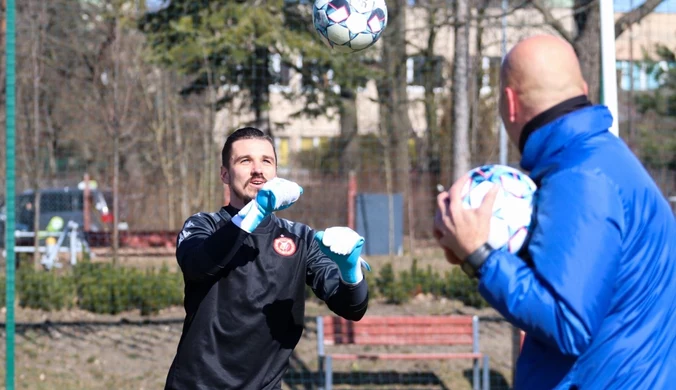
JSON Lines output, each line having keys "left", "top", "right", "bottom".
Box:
{"left": 312, "top": 0, "right": 388, "bottom": 53}
{"left": 460, "top": 164, "right": 537, "bottom": 254}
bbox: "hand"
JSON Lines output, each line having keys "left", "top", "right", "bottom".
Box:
{"left": 256, "top": 177, "right": 303, "bottom": 214}
{"left": 314, "top": 227, "right": 371, "bottom": 284}
{"left": 434, "top": 175, "right": 499, "bottom": 260}
{"left": 433, "top": 223, "right": 462, "bottom": 265}
{"left": 233, "top": 177, "right": 303, "bottom": 233}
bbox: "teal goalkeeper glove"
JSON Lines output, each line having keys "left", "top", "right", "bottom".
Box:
{"left": 314, "top": 227, "right": 371, "bottom": 284}
{"left": 232, "top": 177, "right": 303, "bottom": 233}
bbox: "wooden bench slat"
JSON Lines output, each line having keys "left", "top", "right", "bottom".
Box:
{"left": 329, "top": 352, "right": 483, "bottom": 360}
{"left": 326, "top": 335, "right": 474, "bottom": 345}
{"left": 322, "top": 326, "right": 473, "bottom": 336}
{"left": 323, "top": 316, "right": 474, "bottom": 326}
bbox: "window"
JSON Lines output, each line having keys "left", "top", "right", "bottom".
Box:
{"left": 616, "top": 60, "right": 665, "bottom": 91}
{"left": 269, "top": 53, "right": 291, "bottom": 87}
{"left": 407, "top": 55, "right": 445, "bottom": 88}
{"left": 479, "top": 56, "right": 502, "bottom": 96}
{"left": 276, "top": 137, "right": 290, "bottom": 167}
{"left": 301, "top": 137, "right": 315, "bottom": 151}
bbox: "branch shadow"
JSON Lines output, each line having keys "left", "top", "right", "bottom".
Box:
{"left": 463, "top": 368, "right": 512, "bottom": 390}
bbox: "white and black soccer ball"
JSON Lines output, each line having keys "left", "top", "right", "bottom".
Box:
{"left": 460, "top": 164, "right": 538, "bottom": 254}
{"left": 312, "top": 0, "right": 388, "bottom": 53}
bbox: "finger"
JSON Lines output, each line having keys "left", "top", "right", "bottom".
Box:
{"left": 314, "top": 231, "right": 325, "bottom": 245}
{"left": 479, "top": 185, "right": 500, "bottom": 218}
{"left": 448, "top": 175, "right": 471, "bottom": 215}
{"left": 442, "top": 246, "right": 462, "bottom": 265}
{"left": 436, "top": 191, "right": 450, "bottom": 212}
{"left": 433, "top": 226, "right": 442, "bottom": 240}
{"left": 359, "top": 257, "right": 371, "bottom": 272}
{"left": 448, "top": 174, "right": 471, "bottom": 202}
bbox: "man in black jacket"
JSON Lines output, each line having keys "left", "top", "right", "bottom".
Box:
{"left": 165, "top": 127, "right": 370, "bottom": 390}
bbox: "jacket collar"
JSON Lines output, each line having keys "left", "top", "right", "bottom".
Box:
{"left": 518, "top": 95, "right": 592, "bottom": 153}
{"left": 520, "top": 104, "right": 614, "bottom": 175}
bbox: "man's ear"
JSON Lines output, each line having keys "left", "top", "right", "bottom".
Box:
{"left": 220, "top": 166, "right": 229, "bottom": 185}
{"left": 506, "top": 86, "right": 517, "bottom": 123}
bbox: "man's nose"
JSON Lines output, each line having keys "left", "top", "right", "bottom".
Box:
{"left": 251, "top": 160, "right": 263, "bottom": 174}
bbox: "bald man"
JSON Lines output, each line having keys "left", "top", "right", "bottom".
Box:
{"left": 434, "top": 34, "right": 676, "bottom": 389}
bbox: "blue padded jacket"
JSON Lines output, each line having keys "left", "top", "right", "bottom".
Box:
{"left": 478, "top": 105, "right": 676, "bottom": 390}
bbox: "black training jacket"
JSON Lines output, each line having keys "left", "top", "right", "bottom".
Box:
{"left": 164, "top": 205, "right": 369, "bottom": 390}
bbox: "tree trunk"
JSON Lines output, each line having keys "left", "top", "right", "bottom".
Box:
{"left": 337, "top": 87, "right": 359, "bottom": 173}
{"left": 111, "top": 18, "right": 121, "bottom": 264}
{"left": 377, "top": 0, "right": 412, "bottom": 223}
{"left": 573, "top": 0, "right": 601, "bottom": 103}
{"left": 421, "top": 4, "right": 440, "bottom": 233}
{"left": 470, "top": 0, "right": 489, "bottom": 161}
{"left": 30, "top": 0, "right": 45, "bottom": 269}
{"left": 201, "top": 49, "right": 217, "bottom": 211}
{"left": 171, "top": 73, "right": 190, "bottom": 223}
{"left": 252, "top": 46, "right": 271, "bottom": 133}
{"left": 452, "top": 0, "right": 471, "bottom": 181}
{"left": 155, "top": 71, "right": 176, "bottom": 229}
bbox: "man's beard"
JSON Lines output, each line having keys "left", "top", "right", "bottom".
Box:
{"left": 232, "top": 185, "right": 257, "bottom": 207}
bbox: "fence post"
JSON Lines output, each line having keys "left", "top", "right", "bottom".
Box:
{"left": 511, "top": 326, "right": 522, "bottom": 385}
{"left": 347, "top": 170, "right": 356, "bottom": 230}
{"left": 4, "top": 0, "right": 17, "bottom": 387}
{"left": 83, "top": 173, "right": 91, "bottom": 231}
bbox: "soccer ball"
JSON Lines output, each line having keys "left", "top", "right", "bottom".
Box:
{"left": 460, "top": 164, "right": 537, "bottom": 254}
{"left": 312, "top": 0, "right": 388, "bottom": 53}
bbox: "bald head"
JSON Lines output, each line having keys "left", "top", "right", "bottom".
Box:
{"left": 499, "top": 34, "right": 588, "bottom": 142}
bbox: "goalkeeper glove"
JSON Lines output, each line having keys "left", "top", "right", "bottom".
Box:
{"left": 314, "top": 227, "right": 371, "bottom": 284}
{"left": 232, "top": 177, "right": 303, "bottom": 233}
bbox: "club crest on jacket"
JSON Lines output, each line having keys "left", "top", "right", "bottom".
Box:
{"left": 273, "top": 235, "right": 297, "bottom": 256}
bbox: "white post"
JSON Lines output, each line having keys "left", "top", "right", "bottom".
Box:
{"left": 600, "top": 0, "right": 619, "bottom": 137}
{"left": 499, "top": 0, "right": 509, "bottom": 165}
{"left": 70, "top": 226, "right": 77, "bottom": 266}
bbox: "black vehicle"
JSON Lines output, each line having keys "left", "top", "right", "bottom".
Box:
{"left": 0, "top": 184, "right": 113, "bottom": 248}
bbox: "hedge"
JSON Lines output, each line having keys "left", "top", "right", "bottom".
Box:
{"left": 0, "top": 259, "right": 487, "bottom": 316}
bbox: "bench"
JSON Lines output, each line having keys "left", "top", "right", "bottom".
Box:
{"left": 316, "top": 315, "right": 490, "bottom": 390}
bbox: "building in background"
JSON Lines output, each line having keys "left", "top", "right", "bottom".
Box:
{"left": 213, "top": 2, "right": 676, "bottom": 170}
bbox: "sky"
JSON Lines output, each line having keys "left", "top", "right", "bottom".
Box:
{"left": 614, "top": 0, "right": 676, "bottom": 13}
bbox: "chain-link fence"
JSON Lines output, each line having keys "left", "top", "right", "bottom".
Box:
{"left": 2, "top": 0, "right": 675, "bottom": 389}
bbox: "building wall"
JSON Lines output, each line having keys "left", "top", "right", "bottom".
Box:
{"left": 213, "top": 5, "right": 676, "bottom": 166}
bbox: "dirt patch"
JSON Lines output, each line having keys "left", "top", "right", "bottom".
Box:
{"left": 0, "top": 298, "right": 516, "bottom": 390}
{"left": 1, "top": 246, "right": 517, "bottom": 389}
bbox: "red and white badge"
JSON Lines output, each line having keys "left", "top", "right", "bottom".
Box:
{"left": 273, "top": 235, "right": 297, "bottom": 257}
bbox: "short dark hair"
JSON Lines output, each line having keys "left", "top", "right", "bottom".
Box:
{"left": 221, "top": 127, "right": 277, "bottom": 168}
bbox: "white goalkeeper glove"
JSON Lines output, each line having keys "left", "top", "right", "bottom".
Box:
{"left": 232, "top": 177, "right": 303, "bottom": 233}
{"left": 314, "top": 227, "right": 371, "bottom": 284}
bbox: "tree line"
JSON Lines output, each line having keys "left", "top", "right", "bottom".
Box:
{"left": 0, "top": 0, "right": 672, "bottom": 264}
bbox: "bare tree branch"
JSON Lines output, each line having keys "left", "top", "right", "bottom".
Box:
{"left": 529, "top": 0, "right": 574, "bottom": 43}
{"left": 615, "top": 0, "right": 665, "bottom": 39}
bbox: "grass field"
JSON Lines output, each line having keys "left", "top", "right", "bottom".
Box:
{"left": 0, "top": 246, "right": 517, "bottom": 390}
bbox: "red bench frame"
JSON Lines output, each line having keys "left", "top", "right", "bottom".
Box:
{"left": 316, "top": 315, "right": 490, "bottom": 390}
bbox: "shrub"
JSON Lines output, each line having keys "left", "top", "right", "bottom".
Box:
{"left": 373, "top": 261, "right": 489, "bottom": 309}
{"left": 375, "top": 263, "right": 408, "bottom": 304}
{"left": 7, "top": 261, "right": 186, "bottom": 316}
{"left": 134, "top": 264, "right": 184, "bottom": 315}
{"left": 18, "top": 268, "right": 75, "bottom": 311}
{"left": 74, "top": 262, "right": 138, "bottom": 314}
